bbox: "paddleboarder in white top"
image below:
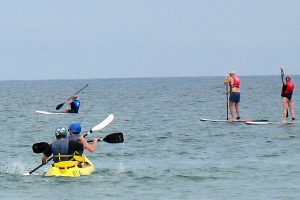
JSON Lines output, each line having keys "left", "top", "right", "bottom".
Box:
{"left": 224, "top": 71, "right": 241, "bottom": 121}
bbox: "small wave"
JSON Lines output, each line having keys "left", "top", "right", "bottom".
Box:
{"left": 0, "top": 161, "right": 28, "bottom": 175}
{"left": 176, "top": 174, "right": 220, "bottom": 181}
{"left": 94, "top": 162, "right": 129, "bottom": 176}
{"left": 259, "top": 152, "right": 280, "bottom": 158}
{"left": 115, "top": 162, "right": 126, "bottom": 174}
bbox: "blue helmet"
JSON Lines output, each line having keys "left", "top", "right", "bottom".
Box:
{"left": 68, "top": 123, "right": 81, "bottom": 133}
{"left": 55, "top": 127, "right": 67, "bottom": 138}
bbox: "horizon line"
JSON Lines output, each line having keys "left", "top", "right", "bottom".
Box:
{"left": 1, "top": 74, "right": 300, "bottom": 82}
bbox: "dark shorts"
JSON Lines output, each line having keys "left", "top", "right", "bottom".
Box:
{"left": 281, "top": 93, "right": 293, "bottom": 101}
{"left": 229, "top": 92, "right": 240, "bottom": 103}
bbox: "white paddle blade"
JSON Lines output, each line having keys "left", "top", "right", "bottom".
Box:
{"left": 91, "top": 114, "right": 114, "bottom": 132}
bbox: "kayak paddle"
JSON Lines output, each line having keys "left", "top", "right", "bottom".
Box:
{"left": 88, "top": 132, "right": 124, "bottom": 143}
{"left": 56, "top": 84, "right": 88, "bottom": 110}
{"left": 24, "top": 113, "right": 114, "bottom": 175}
{"left": 32, "top": 132, "right": 124, "bottom": 153}
{"left": 32, "top": 142, "right": 49, "bottom": 153}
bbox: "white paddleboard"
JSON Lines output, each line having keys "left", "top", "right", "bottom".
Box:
{"left": 245, "top": 121, "right": 298, "bottom": 125}
{"left": 35, "top": 110, "right": 69, "bottom": 115}
{"left": 200, "top": 118, "right": 228, "bottom": 122}
{"left": 200, "top": 118, "right": 268, "bottom": 123}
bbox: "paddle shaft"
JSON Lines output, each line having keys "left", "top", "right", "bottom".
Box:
{"left": 281, "top": 67, "right": 289, "bottom": 118}
{"left": 65, "top": 84, "right": 88, "bottom": 102}
{"left": 226, "top": 84, "right": 229, "bottom": 120}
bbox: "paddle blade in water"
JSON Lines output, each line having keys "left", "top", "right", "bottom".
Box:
{"left": 32, "top": 142, "right": 49, "bottom": 153}
{"left": 103, "top": 132, "right": 124, "bottom": 143}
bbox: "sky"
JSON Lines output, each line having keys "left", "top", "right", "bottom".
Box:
{"left": 0, "top": 0, "right": 299, "bottom": 80}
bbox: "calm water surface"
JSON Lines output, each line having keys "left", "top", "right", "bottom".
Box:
{"left": 0, "top": 76, "right": 300, "bottom": 200}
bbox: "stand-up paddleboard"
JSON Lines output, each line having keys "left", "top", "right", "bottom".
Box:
{"left": 35, "top": 110, "right": 69, "bottom": 115}
{"left": 245, "top": 121, "right": 298, "bottom": 125}
{"left": 200, "top": 118, "right": 228, "bottom": 122}
{"left": 200, "top": 118, "right": 269, "bottom": 123}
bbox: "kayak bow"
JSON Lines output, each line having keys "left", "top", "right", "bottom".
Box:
{"left": 45, "top": 155, "right": 95, "bottom": 177}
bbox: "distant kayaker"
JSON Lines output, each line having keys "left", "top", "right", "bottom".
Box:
{"left": 67, "top": 123, "right": 98, "bottom": 152}
{"left": 224, "top": 71, "right": 241, "bottom": 121}
{"left": 280, "top": 66, "right": 295, "bottom": 123}
{"left": 41, "top": 127, "right": 84, "bottom": 164}
{"left": 65, "top": 95, "right": 80, "bottom": 113}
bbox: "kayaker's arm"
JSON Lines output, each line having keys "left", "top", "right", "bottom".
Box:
{"left": 79, "top": 136, "right": 99, "bottom": 152}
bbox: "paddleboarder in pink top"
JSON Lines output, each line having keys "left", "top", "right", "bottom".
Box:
{"left": 224, "top": 71, "right": 241, "bottom": 121}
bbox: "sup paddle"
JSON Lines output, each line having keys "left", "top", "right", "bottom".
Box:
{"left": 56, "top": 84, "right": 88, "bottom": 110}
{"left": 24, "top": 113, "right": 114, "bottom": 175}
{"left": 32, "top": 132, "right": 124, "bottom": 153}
{"left": 226, "top": 83, "right": 229, "bottom": 120}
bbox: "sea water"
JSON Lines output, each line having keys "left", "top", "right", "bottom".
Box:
{"left": 0, "top": 76, "right": 300, "bottom": 200}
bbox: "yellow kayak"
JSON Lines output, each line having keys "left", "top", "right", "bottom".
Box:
{"left": 45, "top": 155, "right": 95, "bottom": 177}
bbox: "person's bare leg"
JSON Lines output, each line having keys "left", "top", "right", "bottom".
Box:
{"left": 229, "top": 101, "right": 235, "bottom": 121}
{"left": 235, "top": 103, "right": 240, "bottom": 119}
{"left": 282, "top": 98, "right": 288, "bottom": 123}
{"left": 288, "top": 100, "right": 295, "bottom": 120}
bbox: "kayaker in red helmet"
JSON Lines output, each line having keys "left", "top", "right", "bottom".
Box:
{"left": 280, "top": 66, "right": 296, "bottom": 123}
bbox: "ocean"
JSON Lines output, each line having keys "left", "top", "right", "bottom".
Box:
{"left": 0, "top": 76, "right": 300, "bottom": 200}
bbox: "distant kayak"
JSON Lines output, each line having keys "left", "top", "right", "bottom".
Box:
{"left": 45, "top": 155, "right": 94, "bottom": 177}
{"left": 35, "top": 110, "right": 73, "bottom": 115}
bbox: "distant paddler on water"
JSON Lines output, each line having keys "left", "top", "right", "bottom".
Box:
{"left": 55, "top": 84, "right": 88, "bottom": 112}
{"left": 224, "top": 71, "right": 241, "bottom": 121}
{"left": 280, "top": 66, "right": 296, "bottom": 123}
{"left": 65, "top": 95, "right": 80, "bottom": 113}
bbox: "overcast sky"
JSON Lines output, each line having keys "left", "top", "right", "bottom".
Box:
{"left": 0, "top": 0, "right": 299, "bottom": 80}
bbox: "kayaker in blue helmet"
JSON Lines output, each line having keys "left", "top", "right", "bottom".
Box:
{"left": 67, "top": 123, "right": 98, "bottom": 152}
{"left": 65, "top": 95, "right": 80, "bottom": 113}
{"left": 41, "top": 127, "right": 84, "bottom": 164}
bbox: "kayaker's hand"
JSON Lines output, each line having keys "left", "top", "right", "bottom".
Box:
{"left": 93, "top": 137, "right": 99, "bottom": 143}
{"left": 42, "top": 159, "right": 48, "bottom": 165}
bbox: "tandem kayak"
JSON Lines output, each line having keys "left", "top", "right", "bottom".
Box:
{"left": 45, "top": 155, "right": 95, "bottom": 177}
